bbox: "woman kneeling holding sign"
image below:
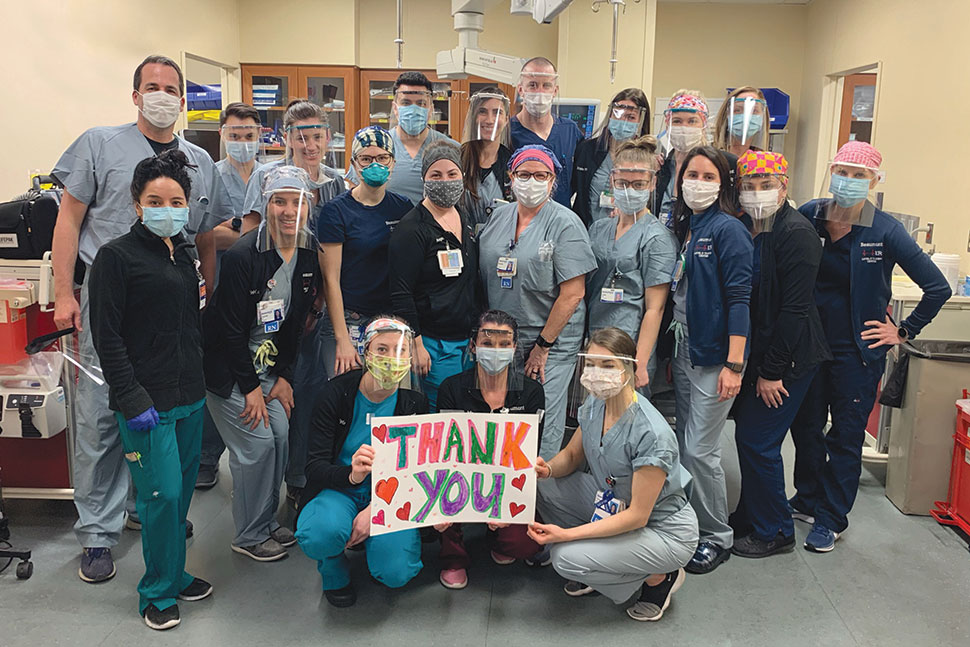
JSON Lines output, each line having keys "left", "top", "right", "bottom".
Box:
{"left": 530, "top": 328, "right": 699, "bottom": 622}
{"left": 296, "top": 316, "right": 427, "bottom": 608}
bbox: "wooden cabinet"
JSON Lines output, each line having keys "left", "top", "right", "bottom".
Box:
{"left": 838, "top": 73, "right": 877, "bottom": 149}
{"left": 359, "top": 69, "right": 460, "bottom": 140}
{"left": 243, "top": 64, "right": 358, "bottom": 170}
{"left": 452, "top": 77, "right": 517, "bottom": 141}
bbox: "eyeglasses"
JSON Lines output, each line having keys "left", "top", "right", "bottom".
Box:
{"left": 613, "top": 179, "right": 652, "bottom": 190}
{"left": 512, "top": 170, "right": 553, "bottom": 182}
{"left": 355, "top": 153, "right": 393, "bottom": 166}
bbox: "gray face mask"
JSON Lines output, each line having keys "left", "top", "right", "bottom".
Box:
{"left": 424, "top": 179, "right": 464, "bottom": 208}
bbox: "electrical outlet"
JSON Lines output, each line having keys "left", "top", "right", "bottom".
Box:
{"left": 925, "top": 222, "right": 934, "bottom": 244}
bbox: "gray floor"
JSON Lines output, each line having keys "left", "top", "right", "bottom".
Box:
{"left": 3, "top": 424, "right": 970, "bottom": 647}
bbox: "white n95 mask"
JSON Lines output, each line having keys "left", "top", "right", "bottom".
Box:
{"left": 139, "top": 91, "right": 182, "bottom": 129}
{"left": 512, "top": 177, "right": 550, "bottom": 208}
{"left": 522, "top": 92, "right": 554, "bottom": 118}
{"left": 668, "top": 126, "right": 705, "bottom": 153}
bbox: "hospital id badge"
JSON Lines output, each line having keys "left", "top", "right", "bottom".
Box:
{"left": 437, "top": 248, "right": 463, "bottom": 277}
{"left": 669, "top": 254, "right": 685, "bottom": 292}
{"left": 590, "top": 489, "right": 627, "bottom": 523}
{"left": 263, "top": 320, "right": 280, "bottom": 334}
{"left": 497, "top": 256, "right": 517, "bottom": 277}
{"left": 257, "top": 299, "right": 285, "bottom": 325}
{"left": 600, "top": 288, "right": 623, "bottom": 304}
{"left": 194, "top": 259, "right": 206, "bottom": 310}
{"left": 599, "top": 190, "right": 614, "bottom": 209}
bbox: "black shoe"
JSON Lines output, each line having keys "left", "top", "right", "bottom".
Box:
{"left": 685, "top": 542, "right": 730, "bottom": 574}
{"left": 186, "top": 519, "right": 194, "bottom": 539}
{"left": 195, "top": 464, "right": 218, "bottom": 489}
{"left": 143, "top": 603, "right": 180, "bottom": 630}
{"left": 626, "top": 568, "right": 685, "bottom": 622}
{"left": 178, "top": 577, "right": 213, "bottom": 601}
{"left": 732, "top": 532, "right": 796, "bottom": 559}
{"left": 324, "top": 584, "right": 357, "bottom": 608}
{"left": 285, "top": 486, "right": 302, "bottom": 511}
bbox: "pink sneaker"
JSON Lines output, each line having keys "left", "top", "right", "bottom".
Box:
{"left": 490, "top": 550, "right": 516, "bottom": 565}
{"left": 439, "top": 568, "right": 468, "bottom": 589}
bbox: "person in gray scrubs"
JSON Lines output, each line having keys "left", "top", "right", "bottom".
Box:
{"left": 204, "top": 166, "right": 322, "bottom": 562}
{"left": 477, "top": 144, "right": 596, "bottom": 459}
{"left": 586, "top": 136, "right": 677, "bottom": 397}
{"left": 51, "top": 55, "right": 231, "bottom": 583}
{"left": 460, "top": 87, "right": 513, "bottom": 229}
{"left": 530, "top": 328, "right": 698, "bottom": 622}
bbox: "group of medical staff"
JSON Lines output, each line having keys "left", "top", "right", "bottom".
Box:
{"left": 46, "top": 53, "right": 952, "bottom": 631}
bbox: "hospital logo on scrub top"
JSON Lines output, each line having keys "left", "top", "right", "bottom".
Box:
{"left": 302, "top": 272, "right": 314, "bottom": 293}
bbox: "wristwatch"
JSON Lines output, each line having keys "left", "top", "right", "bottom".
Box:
{"left": 309, "top": 306, "right": 324, "bottom": 320}
{"left": 724, "top": 361, "right": 745, "bottom": 374}
{"left": 897, "top": 325, "right": 910, "bottom": 341}
{"left": 230, "top": 216, "right": 242, "bottom": 232}
{"left": 535, "top": 334, "right": 556, "bottom": 349}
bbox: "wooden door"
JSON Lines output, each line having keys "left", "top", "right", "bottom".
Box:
{"left": 838, "top": 73, "right": 877, "bottom": 149}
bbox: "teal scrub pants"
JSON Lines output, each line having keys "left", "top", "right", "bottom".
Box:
{"left": 422, "top": 336, "right": 470, "bottom": 411}
{"left": 116, "top": 399, "right": 205, "bottom": 614}
{"left": 295, "top": 488, "right": 422, "bottom": 591}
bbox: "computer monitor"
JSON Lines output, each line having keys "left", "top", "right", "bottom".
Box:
{"left": 554, "top": 98, "right": 601, "bottom": 139}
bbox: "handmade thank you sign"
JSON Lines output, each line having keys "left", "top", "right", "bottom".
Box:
{"left": 369, "top": 412, "right": 539, "bottom": 535}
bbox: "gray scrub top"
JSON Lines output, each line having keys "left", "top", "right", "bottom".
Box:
{"left": 52, "top": 122, "right": 233, "bottom": 265}
{"left": 464, "top": 172, "right": 505, "bottom": 229}
{"left": 345, "top": 127, "right": 458, "bottom": 204}
{"left": 216, "top": 158, "right": 263, "bottom": 217}
{"left": 578, "top": 393, "right": 691, "bottom": 523}
{"left": 672, "top": 272, "right": 688, "bottom": 324}
{"left": 477, "top": 200, "right": 597, "bottom": 354}
{"left": 587, "top": 215, "right": 678, "bottom": 340}
{"left": 249, "top": 251, "right": 297, "bottom": 375}
{"left": 243, "top": 159, "right": 346, "bottom": 222}
{"left": 587, "top": 155, "right": 615, "bottom": 223}
{"left": 660, "top": 172, "right": 677, "bottom": 225}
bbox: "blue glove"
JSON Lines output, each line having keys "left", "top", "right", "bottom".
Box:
{"left": 127, "top": 407, "right": 159, "bottom": 431}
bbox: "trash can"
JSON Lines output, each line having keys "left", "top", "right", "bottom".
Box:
{"left": 885, "top": 340, "right": 970, "bottom": 515}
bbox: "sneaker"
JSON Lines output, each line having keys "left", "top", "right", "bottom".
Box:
{"left": 685, "top": 541, "right": 731, "bottom": 575}
{"left": 270, "top": 526, "right": 297, "bottom": 548}
{"left": 804, "top": 523, "right": 841, "bottom": 553}
{"left": 439, "top": 568, "right": 468, "bottom": 589}
{"left": 231, "top": 538, "right": 288, "bottom": 562}
{"left": 78, "top": 547, "right": 116, "bottom": 583}
{"left": 186, "top": 520, "right": 194, "bottom": 538}
{"left": 788, "top": 499, "right": 815, "bottom": 525}
{"left": 732, "top": 532, "right": 796, "bottom": 559}
{"left": 490, "top": 550, "right": 516, "bottom": 565}
{"left": 195, "top": 464, "right": 218, "bottom": 489}
{"left": 563, "top": 580, "right": 596, "bottom": 597}
{"left": 324, "top": 584, "right": 357, "bottom": 608}
{"left": 626, "top": 568, "right": 685, "bottom": 622}
{"left": 178, "top": 577, "right": 213, "bottom": 601}
{"left": 143, "top": 603, "right": 180, "bottom": 630}
{"left": 525, "top": 547, "right": 551, "bottom": 567}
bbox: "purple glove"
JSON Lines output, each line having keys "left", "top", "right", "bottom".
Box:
{"left": 127, "top": 407, "right": 159, "bottom": 431}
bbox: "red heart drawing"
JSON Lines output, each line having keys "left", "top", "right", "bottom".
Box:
{"left": 372, "top": 424, "right": 388, "bottom": 443}
{"left": 372, "top": 509, "right": 385, "bottom": 526}
{"left": 396, "top": 502, "right": 412, "bottom": 521}
{"left": 375, "top": 477, "right": 399, "bottom": 504}
{"left": 509, "top": 502, "right": 526, "bottom": 517}
{"left": 511, "top": 474, "right": 526, "bottom": 491}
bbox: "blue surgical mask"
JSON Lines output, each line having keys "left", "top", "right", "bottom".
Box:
{"left": 477, "top": 347, "right": 515, "bottom": 375}
{"left": 730, "top": 113, "right": 764, "bottom": 140}
{"left": 608, "top": 118, "right": 638, "bottom": 141}
{"left": 829, "top": 173, "right": 870, "bottom": 208}
{"left": 613, "top": 187, "right": 651, "bottom": 216}
{"left": 397, "top": 104, "right": 429, "bottom": 136}
{"left": 226, "top": 141, "right": 259, "bottom": 163}
{"left": 360, "top": 162, "right": 391, "bottom": 187}
{"left": 141, "top": 205, "right": 189, "bottom": 238}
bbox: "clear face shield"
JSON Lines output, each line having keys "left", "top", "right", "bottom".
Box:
{"left": 257, "top": 166, "right": 316, "bottom": 253}
{"left": 462, "top": 325, "right": 524, "bottom": 393}
{"left": 285, "top": 123, "right": 330, "bottom": 169}
{"left": 517, "top": 71, "right": 559, "bottom": 120}
{"left": 663, "top": 110, "right": 708, "bottom": 155}
{"left": 463, "top": 92, "right": 511, "bottom": 145}
{"left": 739, "top": 174, "right": 787, "bottom": 235}
{"left": 610, "top": 166, "right": 656, "bottom": 217}
{"left": 572, "top": 350, "right": 636, "bottom": 403}
{"left": 221, "top": 123, "right": 263, "bottom": 164}
{"left": 725, "top": 96, "right": 769, "bottom": 151}
{"left": 607, "top": 102, "right": 646, "bottom": 142}
{"left": 391, "top": 89, "right": 433, "bottom": 136}
{"left": 360, "top": 319, "right": 422, "bottom": 393}
{"left": 817, "top": 162, "right": 884, "bottom": 227}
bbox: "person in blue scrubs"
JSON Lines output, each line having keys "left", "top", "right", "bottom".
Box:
{"left": 197, "top": 101, "right": 265, "bottom": 490}
{"left": 789, "top": 141, "right": 951, "bottom": 553}
{"left": 388, "top": 141, "right": 478, "bottom": 408}
{"left": 346, "top": 71, "right": 459, "bottom": 204}
{"left": 296, "top": 317, "right": 427, "bottom": 608}
{"left": 729, "top": 151, "right": 831, "bottom": 561}
{"left": 510, "top": 57, "right": 584, "bottom": 207}
{"left": 477, "top": 145, "right": 597, "bottom": 459}
{"left": 51, "top": 55, "right": 232, "bottom": 584}
{"left": 586, "top": 135, "right": 677, "bottom": 396}
{"left": 317, "top": 126, "right": 414, "bottom": 378}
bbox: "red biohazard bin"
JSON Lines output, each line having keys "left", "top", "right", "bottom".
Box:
{"left": 931, "top": 392, "right": 970, "bottom": 536}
